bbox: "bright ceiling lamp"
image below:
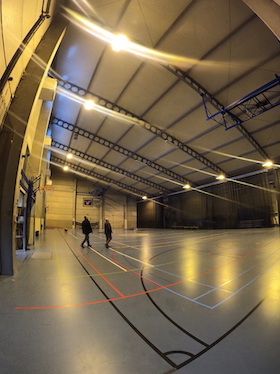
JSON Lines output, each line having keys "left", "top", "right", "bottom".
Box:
{"left": 142, "top": 195, "right": 147, "bottom": 200}
{"left": 216, "top": 174, "right": 225, "bottom": 181}
{"left": 183, "top": 184, "right": 191, "bottom": 189}
{"left": 66, "top": 153, "right": 73, "bottom": 159}
{"left": 111, "top": 34, "right": 128, "bottom": 52}
{"left": 63, "top": 166, "right": 69, "bottom": 171}
{"left": 262, "top": 160, "right": 273, "bottom": 168}
{"left": 84, "top": 100, "right": 95, "bottom": 110}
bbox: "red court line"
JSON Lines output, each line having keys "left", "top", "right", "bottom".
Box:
{"left": 76, "top": 246, "right": 124, "bottom": 297}
{"left": 15, "top": 287, "right": 164, "bottom": 309}
{"left": 16, "top": 237, "right": 279, "bottom": 310}
{"left": 71, "top": 242, "right": 125, "bottom": 297}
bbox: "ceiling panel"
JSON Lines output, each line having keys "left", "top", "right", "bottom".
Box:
{"left": 118, "top": 64, "right": 177, "bottom": 115}
{"left": 49, "top": 0, "right": 280, "bottom": 199}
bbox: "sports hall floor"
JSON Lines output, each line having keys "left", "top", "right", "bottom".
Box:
{"left": 1, "top": 227, "right": 280, "bottom": 373}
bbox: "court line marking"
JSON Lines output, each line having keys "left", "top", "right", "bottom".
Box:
{"left": 71, "top": 229, "right": 229, "bottom": 253}
{"left": 56, "top": 232, "right": 127, "bottom": 278}
{"left": 144, "top": 240, "right": 280, "bottom": 308}
{"left": 72, "top": 230, "right": 280, "bottom": 307}
{"left": 73, "top": 245, "right": 125, "bottom": 297}
{"left": 69, "top": 230, "right": 153, "bottom": 269}
{"left": 88, "top": 246, "right": 128, "bottom": 272}
{"left": 16, "top": 232, "right": 279, "bottom": 310}
{"left": 109, "top": 247, "right": 154, "bottom": 267}
{"left": 210, "top": 255, "right": 280, "bottom": 309}
{"left": 15, "top": 255, "right": 277, "bottom": 311}
{"left": 53, "top": 239, "right": 63, "bottom": 278}
{"left": 202, "top": 245, "right": 280, "bottom": 294}
{"left": 68, "top": 232, "right": 78, "bottom": 239}
{"left": 108, "top": 256, "right": 221, "bottom": 309}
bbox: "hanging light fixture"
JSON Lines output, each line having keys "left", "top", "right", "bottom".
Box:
{"left": 84, "top": 100, "right": 95, "bottom": 110}
{"left": 111, "top": 34, "right": 128, "bottom": 52}
{"left": 262, "top": 160, "right": 273, "bottom": 168}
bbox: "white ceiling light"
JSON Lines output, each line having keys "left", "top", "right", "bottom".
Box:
{"left": 111, "top": 34, "right": 128, "bottom": 52}
{"left": 84, "top": 100, "right": 95, "bottom": 110}
{"left": 262, "top": 160, "right": 273, "bottom": 168}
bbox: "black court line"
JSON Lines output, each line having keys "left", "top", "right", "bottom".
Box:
{"left": 140, "top": 249, "right": 268, "bottom": 370}
{"left": 62, "top": 229, "right": 269, "bottom": 371}
{"left": 60, "top": 230, "right": 177, "bottom": 369}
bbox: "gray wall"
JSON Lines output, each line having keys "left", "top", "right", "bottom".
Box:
{"left": 138, "top": 170, "right": 280, "bottom": 229}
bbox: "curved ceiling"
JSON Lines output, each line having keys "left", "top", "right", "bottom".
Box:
{"left": 49, "top": 0, "right": 280, "bottom": 199}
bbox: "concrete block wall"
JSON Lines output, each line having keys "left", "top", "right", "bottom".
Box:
{"left": 45, "top": 169, "right": 137, "bottom": 229}
{"left": 45, "top": 173, "right": 75, "bottom": 228}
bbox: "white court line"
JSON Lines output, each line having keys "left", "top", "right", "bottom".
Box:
{"left": 109, "top": 248, "right": 154, "bottom": 268}
{"left": 89, "top": 246, "right": 128, "bottom": 272}
{"left": 194, "top": 246, "right": 280, "bottom": 304}
{"left": 210, "top": 252, "right": 280, "bottom": 309}
{"left": 66, "top": 231, "right": 127, "bottom": 271}
{"left": 144, "top": 246, "right": 280, "bottom": 308}
{"left": 68, "top": 232, "right": 78, "bottom": 239}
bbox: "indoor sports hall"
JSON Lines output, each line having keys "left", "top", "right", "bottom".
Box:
{"left": 1, "top": 0, "right": 280, "bottom": 373}
{"left": 1, "top": 226, "right": 280, "bottom": 373}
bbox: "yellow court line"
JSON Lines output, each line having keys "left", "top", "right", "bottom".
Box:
{"left": 46, "top": 270, "right": 127, "bottom": 280}
{"left": 53, "top": 241, "right": 64, "bottom": 279}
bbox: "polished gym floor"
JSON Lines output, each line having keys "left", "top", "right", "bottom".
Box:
{"left": 1, "top": 227, "right": 280, "bottom": 373}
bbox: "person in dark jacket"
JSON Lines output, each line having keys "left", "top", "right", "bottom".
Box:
{"left": 104, "top": 218, "right": 112, "bottom": 248}
{"left": 81, "top": 216, "right": 92, "bottom": 247}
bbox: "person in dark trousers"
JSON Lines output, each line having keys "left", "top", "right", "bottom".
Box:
{"left": 104, "top": 218, "right": 112, "bottom": 248}
{"left": 81, "top": 216, "right": 92, "bottom": 247}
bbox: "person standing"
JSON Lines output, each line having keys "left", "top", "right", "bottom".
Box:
{"left": 104, "top": 218, "right": 112, "bottom": 248}
{"left": 81, "top": 216, "right": 92, "bottom": 248}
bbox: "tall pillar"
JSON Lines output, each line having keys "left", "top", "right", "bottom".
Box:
{"left": 99, "top": 197, "right": 104, "bottom": 231}
{"left": 72, "top": 178, "right": 77, "bottom": 229}
{"left": 0, "top": 16, "right": 67, "bottom": 274}
{"left": 124, "top": 196, "right": 128, "bottom": 230}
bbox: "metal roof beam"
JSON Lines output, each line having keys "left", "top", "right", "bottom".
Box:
{"left": 55, "top": 80, "right": 225, "bottom": 175}
{"left": 166, "top": 65, "right": 269, "bottom": 160}
{"left": 51, "top": 155, "right": 149, "bottom": 198}
{"left": 51, "top": 141, "right": 170, "bottom": 193}
{"left": 51, "top": 116, "right": 193, "bottom": 185}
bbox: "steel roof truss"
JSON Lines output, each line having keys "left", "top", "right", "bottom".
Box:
{"left": 56, "top": 79, "right": 225, "bottom": 175}
{"left": 51, "top": 140, "right": 170, "bottom": 193}
{"left": 51, "top": 117, "right": 193, "bottom": 185}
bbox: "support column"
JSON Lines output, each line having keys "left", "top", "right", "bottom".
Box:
{"left": 72, "top": 178, "right": 77, "bottom": 229}
{"left": 0, "top": 16, "right": 67, "bottom": 275}
{"left": 99, "top": 197, "right": 104, "bottom": 231}
{"left": 124, "top": 196, "right": 128, "bottom": 230}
